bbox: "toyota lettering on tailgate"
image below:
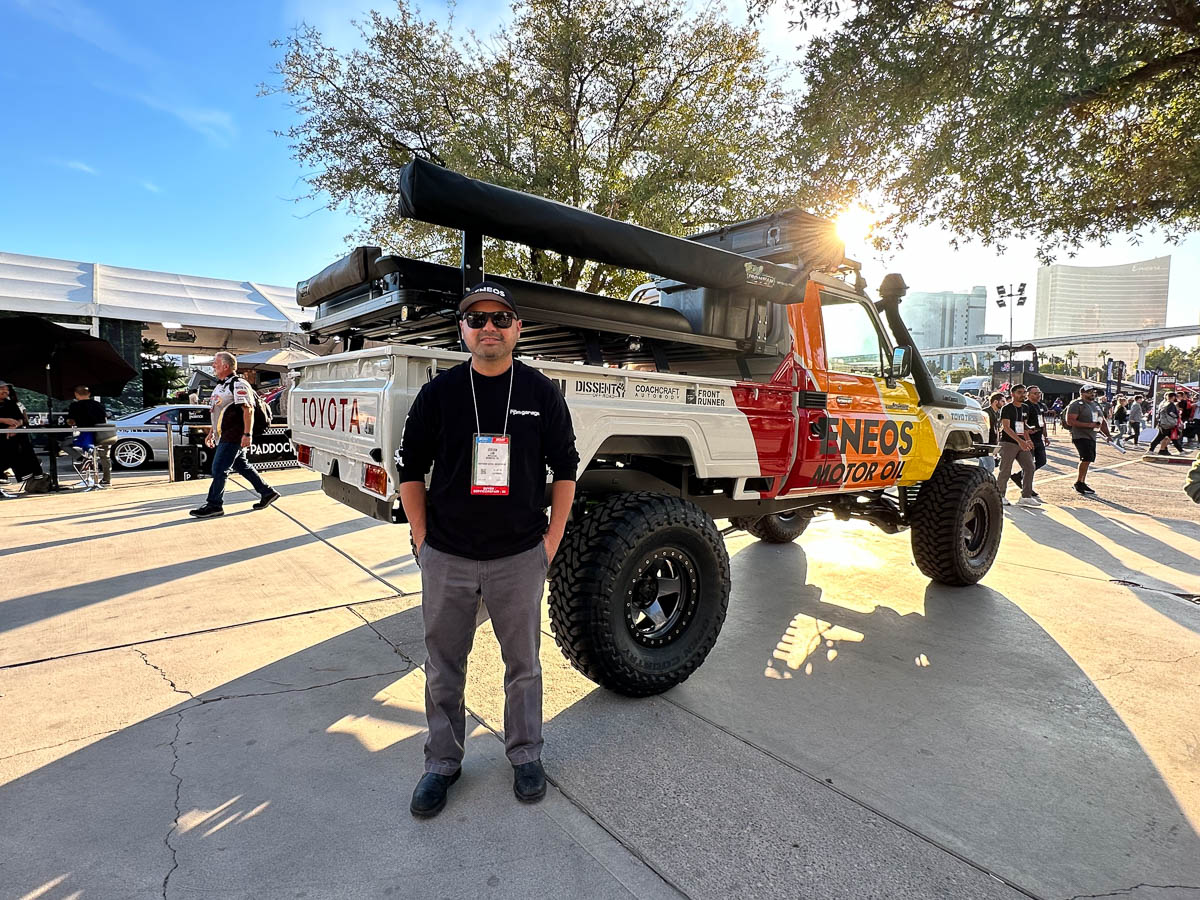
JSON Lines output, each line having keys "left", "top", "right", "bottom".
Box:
{"left": 301, "top": 396, "right": 366, "bottom": 433}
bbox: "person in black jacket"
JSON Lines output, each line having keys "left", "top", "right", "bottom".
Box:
{"left": 0, "top": 381, "right": 44, "bottom": 483}
{"left": 398, "top": 282, "right": 579, "bottom": 819}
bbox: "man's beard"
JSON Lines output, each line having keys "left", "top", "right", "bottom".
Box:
{"left": 472, "top": 339, "right": 511, "bottom": 361}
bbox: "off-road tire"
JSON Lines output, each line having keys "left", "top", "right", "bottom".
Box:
{"left": 548, "top": 492, "right": 730, "bottom": 697}
{"left": 910, "top": 463, "right": 1003, "bottom": 585}
{"left": 731, "top": 511, "right": 810, "bottom": 543}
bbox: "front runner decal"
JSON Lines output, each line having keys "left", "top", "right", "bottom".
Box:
{"left": 685, "top": 387, "right": 727, "bottom": 407}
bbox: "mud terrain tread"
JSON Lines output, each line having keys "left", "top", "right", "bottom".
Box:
{"left": 548, "top": 492, "right": 730, "bottom": 696}
{"left": 910, "top": 463, "right": 1003, "bottom": 585}
{"left": 732, "top": 512, "right": 810, "bottom": 543}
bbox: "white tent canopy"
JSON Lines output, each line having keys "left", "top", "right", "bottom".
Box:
{"left": 0, "top": 251, "right": 311, "bottom": 334}
{"left": 236, "top": 348, "right": 317, "bottom": 371}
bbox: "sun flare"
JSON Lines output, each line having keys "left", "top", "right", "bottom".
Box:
{"left": 835, "top": 204, "right": 875, "bottom": 247}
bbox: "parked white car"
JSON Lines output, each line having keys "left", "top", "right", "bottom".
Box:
{"left": 111, "top": 404, "right": 210, "bottom": 469}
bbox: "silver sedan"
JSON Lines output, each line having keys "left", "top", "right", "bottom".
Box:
{"left": 111, "top": 404, "right": 210, "bottom": 469}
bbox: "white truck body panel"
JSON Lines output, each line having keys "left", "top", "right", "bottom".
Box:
{"left": 288, "top": 345, "right": 761, "bottom": 504}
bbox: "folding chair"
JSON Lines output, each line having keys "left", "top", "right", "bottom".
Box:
{"left": 70, "top": 432, "right": 104, "bottom": 491}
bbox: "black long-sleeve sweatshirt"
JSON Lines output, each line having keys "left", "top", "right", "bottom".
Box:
{"left": 396, "top": 359, "right": 579, "bottom": 560}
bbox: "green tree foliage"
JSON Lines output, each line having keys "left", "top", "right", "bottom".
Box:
{"left": 266, "top": 0, "right": 793, "bottom": 297}
{"left": 765, "top": 0, "right": 1200, "bottom": 258}
{"left": 1146, "top": 345, "right": 1200, "bottom": 376}
{"left": 140, "top": 339, "right": 183, "bottom": 405}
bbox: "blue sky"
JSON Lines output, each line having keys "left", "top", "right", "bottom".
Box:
{"left": 1, "top": 0, "right": 1196, "bottom": 343}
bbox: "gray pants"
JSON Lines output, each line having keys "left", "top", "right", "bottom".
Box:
{"left": 996, "top": 442, "right": 1034, "bottom": 498}
{"left": 419, "top": 542, "right": 549, "bottom": 775}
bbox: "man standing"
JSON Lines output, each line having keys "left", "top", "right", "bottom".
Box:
{"left": 1065, "top": 384, "right": 1107, "bottom": 495}
{"left": 980, "top": 391, "right": 1004, "bottom": 475}
{"left": 1012, "top": 385, "right": 1050, "bottom": 497}
{"left": 189, "top": 352, "right": 279, "bottom": 518}
{"left": 398, "top": 282, "right": 578, "bottom": 819}
{"left": 1128, "top": 393, "right": 1145, "bottom": 447}
{"left": 994, "top": 385, "right": 1039, "bottom": 507}
{"left": 66, "top": 385, "right": 114, "bottom": 486}
{"left": 1149, "top": 392, "right": 1183, "bottom": 455}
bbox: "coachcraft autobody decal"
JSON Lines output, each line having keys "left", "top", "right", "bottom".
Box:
{"left": 564, "top": 375, "right": 735, "bottom": 408}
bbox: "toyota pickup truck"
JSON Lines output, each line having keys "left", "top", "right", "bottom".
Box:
{"left": 288, "top": 159, "right": 999, "bottom": 696}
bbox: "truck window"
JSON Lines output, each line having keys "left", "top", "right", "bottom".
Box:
{"left": 821, "top": 297, "right": 887, "bottom": 376}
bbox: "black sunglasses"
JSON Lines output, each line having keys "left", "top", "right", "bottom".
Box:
{"left": 461, "top": 310, "right": 516, "bottom": 329}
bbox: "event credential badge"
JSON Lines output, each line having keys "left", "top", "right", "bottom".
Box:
{"left": 471, "top": 434, "right": 511, "bottom": 495}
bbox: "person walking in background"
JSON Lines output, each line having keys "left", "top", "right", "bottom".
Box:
{"left": 1012, "top": 385, "right": 1050, "bottom": 498}
{"left": 982, "top": 391, "right": 1004, "bottom": 475}
{"left": 1050, "top": 397, "right": 1064, "bottom": 434}
{"left": 995, "top": 385, "right": 1039, "bottom": 508}
{"left": 1065, "top": 385, "right": 1112, "bottom": 495}
{"left": 1112, "top": 396, "right": 1129, "bottom": 442}
{"left": 188, "top": 351, "right": 279, "bottom": 518}
{"left": 1181, "top": 394, "right": 1199, "bottom": 449}
{"left": 1149, "top": 392, "right": 1183, "bottom": 455}
{"left": 1128, "top": 393, "right": 1145, "bottom": 447}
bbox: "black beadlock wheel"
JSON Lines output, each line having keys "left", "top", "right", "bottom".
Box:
{"left": 732, "top": 511, "right": 811, "bottom": 543}
{"left": 910, "top": 463, "right": 1003, "bottom": 585}
{"left": 547, "top": 492, "right": 731, "bottom": 697}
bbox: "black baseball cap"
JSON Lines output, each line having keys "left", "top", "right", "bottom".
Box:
{"left": 460, "top": 281, "right": 519, "bottom": 317}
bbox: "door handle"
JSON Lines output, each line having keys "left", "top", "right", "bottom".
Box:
{"left": 835, "top": 395, "right": 853, "bottom": 407}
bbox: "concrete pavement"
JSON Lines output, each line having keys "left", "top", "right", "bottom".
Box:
{"left": 1, "top": 468, "right": 1198, "bottom": 899}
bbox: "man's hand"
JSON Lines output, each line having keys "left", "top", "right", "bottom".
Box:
{"left": 204, "top": 433, "right": 215, "bottom": 448}
{"left": 240, "top": 435, "right": 252, "bottom": 449}
{"left": 543, "top": 531, "right": 561, "bottom": 565}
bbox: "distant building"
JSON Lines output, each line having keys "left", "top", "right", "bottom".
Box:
{"left": 905, "top": 286, "right": 987, "bottom": 370}
{"left": 1034, "top": 256, "right": 1170, "bottom": 369}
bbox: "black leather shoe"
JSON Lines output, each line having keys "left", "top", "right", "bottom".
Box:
{"left": 410, "top": 769, "right": 460, "bottom": 818}
{"left": 513, "top": 760, "right": 546, "bottom": 804}
{"left": 188, "top": 504, "right": 224, "bottom": 518}
{"left": 252, "top": 489, "right": 280, "bottom": 510}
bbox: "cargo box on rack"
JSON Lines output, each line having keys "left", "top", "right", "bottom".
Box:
{"left": 686, "top": 210, "right": 844, "bottom": 269}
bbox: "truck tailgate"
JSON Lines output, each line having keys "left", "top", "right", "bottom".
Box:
{"left": 288, "top": 349, "right": 400, "bottom": 518}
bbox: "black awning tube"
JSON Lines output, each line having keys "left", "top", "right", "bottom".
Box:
{"left": 397, "top": 158, "right": 808, "bottom": 303}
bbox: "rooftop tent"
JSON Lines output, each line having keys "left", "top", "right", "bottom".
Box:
{"left": 396, "top": 158, "right": 820, "bottom": 303}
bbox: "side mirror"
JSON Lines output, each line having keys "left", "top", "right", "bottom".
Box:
{"left": 890, "top": 345, "right": 912, "bottom": 379}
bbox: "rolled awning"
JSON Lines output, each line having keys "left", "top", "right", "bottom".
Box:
{"left": 397, "top": 159, "right": 811, "bottom": 303}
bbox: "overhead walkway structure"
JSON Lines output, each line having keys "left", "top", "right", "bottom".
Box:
{"left": 922, "top": 324, "right": 1200, "bottom": 369}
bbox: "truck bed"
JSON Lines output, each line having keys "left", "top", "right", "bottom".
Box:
{"left": 288, "top": 345, "right": 776, "bottom": 523}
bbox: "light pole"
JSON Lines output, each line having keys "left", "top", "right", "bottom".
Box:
{"left": 994, "top": 283, "right": 1027, "bottom": 368}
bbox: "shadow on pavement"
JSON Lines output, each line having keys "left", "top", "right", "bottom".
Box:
{"left": 0, "top": 607, "right": 653, "bottom": 900}
{"left": 0, "top": 534, "right": 315, "bottom": 638}
{"left": 629, "top": 540, "right": 1200, "bottom": 899}
{"left": 1004, "top": 509, "right": 1200, "bottom": 635}
{"left": 1059, "top": 506, "right": 1200, "bottom": 579}
{"left": 3, "top": 538, "right": 1199, "bottom": 900}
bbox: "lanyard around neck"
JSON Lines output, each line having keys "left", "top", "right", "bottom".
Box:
{"left": 469, "top": 363, "right": 515, "bottom": 437}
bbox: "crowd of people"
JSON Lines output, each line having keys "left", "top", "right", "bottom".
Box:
{"left": 981, "top": 382, "right": 1200, "bottom": 504}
